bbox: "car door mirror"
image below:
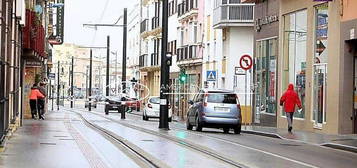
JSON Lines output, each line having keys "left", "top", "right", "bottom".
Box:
{"left": 188, "top": 100, "right": 194, "bottom": 105}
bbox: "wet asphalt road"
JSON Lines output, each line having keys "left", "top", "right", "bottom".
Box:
{"left": 67, "top": 103, "right": 357, "bottom": 168}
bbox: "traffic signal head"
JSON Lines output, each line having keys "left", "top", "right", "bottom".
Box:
{"left": 179, "top": 69, "right": 187, "bottom": 83}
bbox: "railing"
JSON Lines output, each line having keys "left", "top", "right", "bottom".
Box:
{"left": 140, "top": 19, "right": 149, "bottom": 33}
{"left": 177, "top": 45, "right": 199, "bottom": 61}
{"left": 213, "top": 2, "right": 254, "bottom": 27}
{"left": 178, "top": 0, "right": 198, "bottom": 17}
{"left": 150, "top": 53, "right": 159, "bottom": 66}
{"left": 139, "top": 54, "right": 148, "bottom": 67}
{"left": 23, "top": 9, "right": 46, "bottom": 57}
{"left": 151, "top": 17, "right": 160, "bottom": 30}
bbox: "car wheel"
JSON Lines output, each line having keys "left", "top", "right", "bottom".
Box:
{"left": 223, "top": 128, "right": 230, "bottom": 134}
{"left": 105, "top": 105, "right": 109, "bottom": 115}
{"left": 186, "top": 119, "right": 193, "bottom": 130}
{"left": 168, "top": 117, "right": 172, "bottom": 122}
{"left": 234, "top": 124, "right": 241, "bottom": 134}
{"left": 195, "top": 116, "right": 202, "bottom": 131}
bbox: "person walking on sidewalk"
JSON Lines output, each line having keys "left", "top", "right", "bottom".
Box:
{"left": 280, "top": 84, "right": 302, "bottom": 133}
{"left": 38, "top": 82, "right": 47, "bottom": 120}
{"left": 29, "top": 84, "right": 45, "bottom": 119}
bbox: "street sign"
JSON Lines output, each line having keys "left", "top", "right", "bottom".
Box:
{"left": 206, "top": 71, "right": 217, "bottom": 81}
{"left": 235, "top": 67, "right": 245, "bottom": 75}
{"left": 48, "top": 73, "right": 55, "bottom": 79}
{"left": 239, "top": 55, "right": 253, "bottom": 71}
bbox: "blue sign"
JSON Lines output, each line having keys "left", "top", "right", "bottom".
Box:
{"left": 206, "top": 71, "right": 217, "bottom": 81}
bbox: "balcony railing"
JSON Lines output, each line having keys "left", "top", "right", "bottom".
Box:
{"left": 151, "top": 17, "right": 160, "bottom": 30}
{"left": 139, "top": 54, "right": 148, "bottom": 67}
{"left": 178, "top": 0, "right": 198, "bottom": 18}
{"left": 177, "top": 45, "right": 199, "bottom": 61}
{"left": 151, "top": 53, "right": 159, "bottom": 66}
{"left": 213, "top": 2, "right": 254, "bottom": 28}
{"left": 140, "top": 19, "right": 149, "bottom": 33}
{"left": 23, "top": 9, "right": 45, "bottom": 57}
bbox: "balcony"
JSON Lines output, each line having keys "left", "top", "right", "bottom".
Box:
{"left": 150, "top": 53, "right": 159, "bottom": 66}
{"left": 139, "top": 54, "right": 148, "bottom": 68}
{"left": 23, "top": 9, "right": 46, "bottom": 59}
{"left": 176, "top": 45, "right": 202, "bottom": 65}
{"left": 151, "top": 17, "right": 160, "bottom": 30}
{"left": 140, "top": 19, "right": 149, "bottom": 34}
{"left": 213, "top": 2, "right": 254, "bottom": 29}
{"left": 178, "top": 0, "right": 198, "bottom": 20}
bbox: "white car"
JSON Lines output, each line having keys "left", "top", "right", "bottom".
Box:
{"left": 143, "top": 96, "right": 172, "bottom": 122}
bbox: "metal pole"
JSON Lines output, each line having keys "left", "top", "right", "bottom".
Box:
{"left": 245, "top": 70, "right": 247, "bottom": 130}
{"left": 71, "top": 56, "right": 74, "bottom": 108}
{"left": 115, "top": 52, "right": 118, "bottom": 95}
{"left": 86, "top": 67, "right": 88, "bottom": 99}
{"left": 106, "top": 36, "right": 110, "bottom": 97}
{"left": 120, "top": 8, "right": 127, "bottom": 119}
{"left": 89, "top": 49, "right": 93, "bottom": 111}
{"left": 159, "top": 0, "right": 169, "bottom": 129}
{"left": 50, "top": 79, "right": 53, "bottom": 111}
{"left": 57, "top": 61, "right": 60, "bottom": 111}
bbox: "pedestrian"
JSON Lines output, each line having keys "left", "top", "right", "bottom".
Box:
{"left": 38, "top": 82, "right": 47, "bottom": 119}
{"left": 29, "top": 84, "right": 45, "bottom": 119}
{"left": 280, "top": 84, "right": 302, "bottom": 133}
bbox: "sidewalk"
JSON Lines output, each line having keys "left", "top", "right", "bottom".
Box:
{"left": 128, "top": 110, "right": 357, "bottom": 153}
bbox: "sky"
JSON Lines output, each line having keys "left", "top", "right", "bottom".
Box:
{"left": 63, "top": 0, "right": 137, "bottom": 56}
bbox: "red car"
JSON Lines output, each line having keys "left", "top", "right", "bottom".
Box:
{"left": 125, "top": 98, "right": 140, "bottom": 111}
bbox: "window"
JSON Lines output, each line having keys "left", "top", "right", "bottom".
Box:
{"left": 207, "top": 92, "right": 237, "bottom": 104}
{"left": 283, "top": 10, "right": 307, "bottom": 118}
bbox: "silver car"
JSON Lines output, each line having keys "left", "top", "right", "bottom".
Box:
{"left": 186, "top": 89, "right": 242, "bottom": 134}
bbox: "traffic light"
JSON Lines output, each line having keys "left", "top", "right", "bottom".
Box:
{"left": 179, "top": 69, "right": 187, "bottom": 83}
{"left": 166, "top": 52, "right": 172, "bottom": 66}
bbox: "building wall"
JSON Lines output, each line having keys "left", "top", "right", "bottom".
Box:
{"left": 341, "top": 0, "right": 357, "bottom": 22}
{"left": 278, "top": 0, "right": 344, "bottom": 134}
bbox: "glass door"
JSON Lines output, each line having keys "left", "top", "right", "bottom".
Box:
{"left": 313, "top": 63, "right": 327, "bottom": 126}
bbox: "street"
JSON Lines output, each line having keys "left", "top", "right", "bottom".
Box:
{"left": 2, "top": 102, "right": 355, "bottom": 168}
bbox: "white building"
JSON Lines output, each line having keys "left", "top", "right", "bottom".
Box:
{"left": 128, "top": 3, "right": 141, "bottom": 81}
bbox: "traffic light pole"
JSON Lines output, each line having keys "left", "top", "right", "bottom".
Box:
{"left": 120, "top": 8, "right": 127, "bottom": 119}
{"left": 57, "top": 61, "right": 60, "bottom": 111}
{"left": 159, "top": 0, "right": 169, "bottom": 129}
{"left": 89, "top": 49, "right": 93, "bottom": 111}
{"left": 106, "top": 36, "right": 110, "bottom": 98}
{"left": 71, "top": 56, "right": 74, "bottom": 108}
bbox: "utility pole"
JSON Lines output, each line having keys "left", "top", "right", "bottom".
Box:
{"left": 159, "top": 0, "right": 170, "bottom": 129}
{"left": 71, "top": 56, "right": 74, "bottom": 108}
{"left": 106, "top": 36, "right": 110, "bottom": 98}
{"left": 89, "top": 49, "right": 93, "bottom": 111}
{"left": 57, "top": 61, "right": 60, "bottom": 111}
{"left": 120, "top": 8, "right": 127, "bottom": 119}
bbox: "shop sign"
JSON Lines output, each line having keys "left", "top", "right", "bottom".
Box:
{"left": 350, "top": 28, "right": 355, "bottom": 40}
{"left": 25, "top": 61, "right": 42, "bottom": 67}
{"left": 255, "top": 15, "right": 279, "bottom": 32}
{"left": 49, "top": 0, "right": 65, "bottom": 45}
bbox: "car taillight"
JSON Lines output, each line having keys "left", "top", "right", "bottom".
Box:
{"left": 148, "top": 104, "right": 152, "bottom": 108}
{"left": 203, "top": 93, "right": 208, "bottom": 107}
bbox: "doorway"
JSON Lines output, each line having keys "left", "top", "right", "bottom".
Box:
{"left": 350, "top": 39, "right": 357, "bottom": 134}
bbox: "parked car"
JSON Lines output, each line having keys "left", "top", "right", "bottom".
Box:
{"left": 143, "top": 96, "right": 172, "bottom": 122}
{"left": 186, "top": 89, "right": 241, "bottom": 134}
{"left": 85, "top": 96, "right": 97, "bottom": 108}
{"left": 104, "top": 96, "right": 126, "bottom": 114}
{"left": 125, "top": 98, "right": 140, "bottom": 111}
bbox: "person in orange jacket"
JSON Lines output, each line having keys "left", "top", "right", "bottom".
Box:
{"left": 280, "top": 84, "right": 302, "bottom": 133}
{"left": 29, "top": 84, "right": 45, "bottom": 119}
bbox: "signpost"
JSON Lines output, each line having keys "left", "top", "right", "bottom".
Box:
{"left": 239, "top": 55, "right": 253, "bottom": 129}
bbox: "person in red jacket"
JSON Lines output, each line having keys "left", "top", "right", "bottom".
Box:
{"left": 29, "top": 84, "right": 45, "bottom": 119}
{"left": 280, "top": 84, "right": 302, "bottom": 133}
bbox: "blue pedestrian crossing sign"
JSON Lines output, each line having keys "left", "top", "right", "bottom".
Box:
{"left": 207, "top": 71, "right": 217, "bottom": 81}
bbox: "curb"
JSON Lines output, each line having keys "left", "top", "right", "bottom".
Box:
{"left": 241, "top": 129, "right": 282, "bottom": 139}
{"left": 321, "top": 143, "right": 357, "bottom": 154}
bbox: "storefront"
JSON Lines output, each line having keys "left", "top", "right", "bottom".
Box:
{"left": 253, "top": 0, "right": 279, "bottom": 127}
{"left": 278, "top": 0, "right": 348, "bottom": 134}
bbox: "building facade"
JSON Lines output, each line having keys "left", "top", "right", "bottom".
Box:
{"left": 276, "top": 0, "right": 356, "bottom": 134}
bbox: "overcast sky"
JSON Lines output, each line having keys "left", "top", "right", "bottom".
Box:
{"left": 64, "top": 0, "right": 137, "bottom": 56}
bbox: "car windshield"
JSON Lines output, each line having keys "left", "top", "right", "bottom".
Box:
{"left": 149, "top": 97, "right": 160, "bottom": 104}
{"left": 207, "top": 92, "right": 237, "bottom": 104}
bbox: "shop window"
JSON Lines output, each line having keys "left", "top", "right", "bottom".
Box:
{"left": 283, "top": 10, "right": 307, "bottom": 118}
{"left": 313, "top": 3, "right": 328, "bottom": 125}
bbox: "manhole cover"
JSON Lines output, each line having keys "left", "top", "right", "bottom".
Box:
{"left": 280, "top": 143, "right": 301, "bottom": 147}
{"left": 40, "top": 142, "right": 57, "bottom": 145}
{"left": 141, "top": 139, "right": 154, "bottom": 142}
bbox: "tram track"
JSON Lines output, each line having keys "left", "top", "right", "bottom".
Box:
{"left": 63, "top": 109, "right": 169, "bottom": 168}
{"left": 66, "top": 108, "right": 248, "bottom": 168}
